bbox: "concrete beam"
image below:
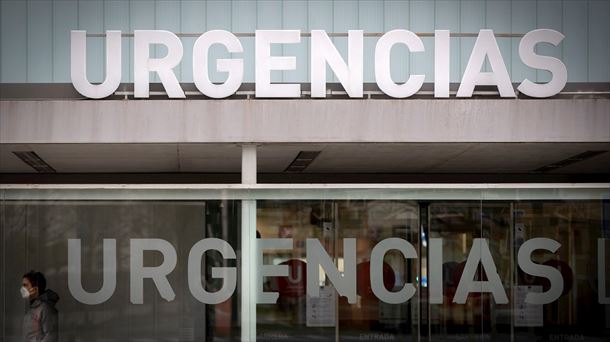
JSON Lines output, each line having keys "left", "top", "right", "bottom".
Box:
{"left": 1, "top": 99, "right": 609, "bottom": 143}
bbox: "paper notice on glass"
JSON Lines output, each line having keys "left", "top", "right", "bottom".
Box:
{"left": 514, "top": 285, "right": 543, "bottom": 327}
{"left": 306, "top": 286, "right": 336, "bottom": 327}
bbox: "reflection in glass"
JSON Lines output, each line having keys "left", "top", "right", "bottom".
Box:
{"left": 256, "top": 200, "right": 420, "bottom": 342}
{"left": 1, "top": 200, "right": 240, "bottom": 341}
{"left": 1, "top": 196, "right": 609, "bottom": 342}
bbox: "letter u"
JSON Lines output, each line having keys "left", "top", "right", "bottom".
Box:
{"left": 70, "top": 30, "right": 122, "bottom": 98}
{"left": 68, "top": 239, "right": 117, "bottom": 304}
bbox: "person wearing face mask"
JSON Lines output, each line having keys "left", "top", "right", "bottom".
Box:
{"left": 21, "top": 271, "right": 59, "bottom": 342}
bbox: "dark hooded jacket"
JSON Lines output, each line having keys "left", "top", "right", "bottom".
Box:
{"left": 23, "top": 289, "right": 59, "bottom": 342}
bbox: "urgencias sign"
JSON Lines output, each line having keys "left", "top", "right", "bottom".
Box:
{"left": 67, "top": 237, "right": 610, "bottom": 306}
{"left": 71, "top": 29, "right": 566, "bottom": 99}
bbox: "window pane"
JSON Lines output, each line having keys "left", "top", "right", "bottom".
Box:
{"left": 256, "top": 200, "right": 420, "bottom": 342}
{"left": 1, "top": 189, "right": 609, "bottom": 342}
{"left": 512, "top": 200, "right": 608, "bottom": 341}
{"left": 1, "top": 200, "right": 241, "bottom": 342}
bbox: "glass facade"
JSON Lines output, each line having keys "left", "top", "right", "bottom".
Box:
{"left": 1, "top": 187, "right": 609, "bottom": 341}
{"left": 1, "top": 199, "right": 241, "bottom": 341}
{"left": 257, "top": 200, "right": 419, "bottom": 342}
{"left": 425, "top": 200, "right": 609, "bottom": 342}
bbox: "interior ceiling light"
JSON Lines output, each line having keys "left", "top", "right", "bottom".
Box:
{"left": 285, "top": 151, "right": 321, "bottom": 172}
{"left": 12, "top": 151, "right": 56, "bottom": 173}
{"left": 534, "top": 150, "right": 608, "bottom": 173}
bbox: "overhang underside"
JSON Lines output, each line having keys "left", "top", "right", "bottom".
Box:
{"left": 1, "top": 97, "right": 609, "bottom": 182}
{"left": 1, "top": 142, "right": 609, "bottom": 183}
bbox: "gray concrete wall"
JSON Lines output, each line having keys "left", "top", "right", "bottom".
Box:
{"left": 1, "top": 99, "right": 609, "bottom": 144}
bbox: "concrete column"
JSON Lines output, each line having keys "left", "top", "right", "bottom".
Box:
{"left": 241, "top": 145, "right": 257, "bottom": 185}
{"left": 241, "top": 144, "right": 257, "bottom": 341}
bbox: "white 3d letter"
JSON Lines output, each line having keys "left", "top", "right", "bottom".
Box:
{"left": 517, "top": 29, "right": 567, "bottom": 98}
{"left": 457, "top": 30, "right": 515, "bottom": 98}
{"left": 434, "top": 30, "right": 450, "bottom": 98}
{"left": 311, "top": 30, "right": 363, "bottom": 98}
{"left": 375, "top": 30, "right": 425, "bottom": 98}
{"left": 71, "top": 30, "right": 122, "bottom": 99}
{"left": 255, "top": 30, "right": 301, "bottom": 98}
{"left": 193, "top": 30, "right": 244, "bottom": 98}
{"left": 134, "top": 30, "right": 185, "bottom": 98}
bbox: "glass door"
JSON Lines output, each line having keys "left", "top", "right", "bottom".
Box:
{"left": 256, "top": 200, "right": 420, "bottom": 342}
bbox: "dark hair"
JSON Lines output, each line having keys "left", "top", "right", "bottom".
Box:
{"left": 23, "top": 271, "right": 46, "bottom": 293}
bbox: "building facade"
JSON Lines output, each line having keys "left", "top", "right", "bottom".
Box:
{"left": 1, "top": 0, "right": 610, "bottom": 341}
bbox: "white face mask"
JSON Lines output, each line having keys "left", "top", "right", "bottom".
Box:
{"left": 20, "top": 286, "right": 30, "bottom": 299}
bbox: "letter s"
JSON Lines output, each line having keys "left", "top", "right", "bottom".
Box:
{"left": 517, "top": 238, "right": 564, "bottom": 304}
